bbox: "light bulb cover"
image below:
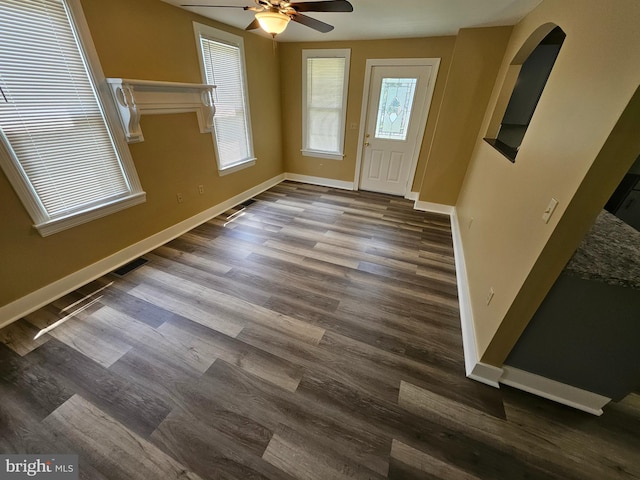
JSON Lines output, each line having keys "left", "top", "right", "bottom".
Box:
{"left": 255, "top": 11, "right": 290, "bottom": 35}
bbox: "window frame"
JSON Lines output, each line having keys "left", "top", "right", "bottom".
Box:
{"left": 193, "top": 22, "right": 256, "bottom": 175}
{"left": 302, "top": 48, "right": 351, "bottom": 161}
{"left": 0, "top": 0, "right": 145, "bottom": 237}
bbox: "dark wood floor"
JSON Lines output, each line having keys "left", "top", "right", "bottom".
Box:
{"left": 1, "top": 181, "right": 639, "bottom": 479}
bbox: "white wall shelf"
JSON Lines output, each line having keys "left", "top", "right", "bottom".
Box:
{"left": 106, "top": 78, "right": 216, "bottom": 143}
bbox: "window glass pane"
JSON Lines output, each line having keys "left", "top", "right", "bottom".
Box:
{"left": 308, "top": 108, "right": 340, "bottom": 152}
{"left": 304, "top": 55, "right": 347, "bottom": 154}
{"left": 374, "top": 78, "right": 417, "bottom": 141}
{"left": 0, "top": 0, "right": 131, "bottom": 219}
{"left": 200, "top": 36, "right": 252, "bottom": 168}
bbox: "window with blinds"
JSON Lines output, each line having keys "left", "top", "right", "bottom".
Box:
{"left": 302, "top": 49, "right": 351, "bottom": 160}
{"left": 194, "top": 23, "right": 255, "bottom": 173}
{"left": 0, "top": 0, "right": 144, "bottom": 236}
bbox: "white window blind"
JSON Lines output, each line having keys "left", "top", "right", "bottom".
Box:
{"left": 0, "top": 0, "right": 144, "bottom": 236}
{"left": 199, "top": 33, "right": 254, "bottom": 170}
{"left": 302, "top": 49, "right": 350, "bottom": 160}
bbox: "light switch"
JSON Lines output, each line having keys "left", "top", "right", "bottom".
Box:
{"left": 486, "top": 287, "right": 494, "bottom": 305}
{"left": 542, "top": 198, "right": 558, "bottom": 223}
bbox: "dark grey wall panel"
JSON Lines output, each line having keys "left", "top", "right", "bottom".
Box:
{"left": 501, "top": 44, "right": 561, "bottom": 126}
{"left": 505, "top": 273, "right": 640, "bottom": 400}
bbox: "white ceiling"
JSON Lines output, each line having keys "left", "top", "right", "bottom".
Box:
{"left": 162, "top": 0, "right": 542, "bottom": 42}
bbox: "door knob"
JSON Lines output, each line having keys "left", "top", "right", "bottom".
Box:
{"left": 364, "top": 142, "right": 370, "bottom": 147}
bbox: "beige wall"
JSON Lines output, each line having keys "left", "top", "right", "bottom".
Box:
{"left": 418, "top": 26, "right": 512, "bottom": 205}
{"left": 454, "top": 0, "right": 640, "bottom": 363}
{"left": 279, "top": 36, "right": 456, "bottom": 189}
{"left": 0, "top": 0, "right": 282, "bottom": 307}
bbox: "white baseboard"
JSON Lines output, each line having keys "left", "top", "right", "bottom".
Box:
{"left": 0, "top": 173, "right": 285, "bottom": 329}
{"left": 450, "top": 211, "right": 503, "bottom": 387}
{"left": 284, "top": 173, "right": 354, "bottom": 191}
{"left": 413, "top": 200, "right": 455, "bottom": 215}
{"left": 500, "top": 366, "right": 610, "bottom": 416}
{"left": 404, "top": 191, "right": 419, "bottom": 201}
{"left": 468, "top": 362, "right": 504, "bottom": 388}
{"left": 450, "top": 211, "right": 611, "bottom": 414}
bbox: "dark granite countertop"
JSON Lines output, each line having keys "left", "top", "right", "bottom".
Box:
{"left": 564, "top": 210, "right": 640, "bottom": 290}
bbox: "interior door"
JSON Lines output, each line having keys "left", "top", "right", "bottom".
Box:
{"left": 359, "top": 65, "right": 433, "bottom": 196}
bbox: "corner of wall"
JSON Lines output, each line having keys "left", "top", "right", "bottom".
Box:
{"left": 449, "top": 209, "right": 504, "bottom": 387}
{"left": 0, "top": 174, "right": 285, "bottom": 329}
{"left": 450, "top": 205, "right": 612, "bottom": 414}
{"left": 417, "top": 25, "right": 513, "bottom": 206}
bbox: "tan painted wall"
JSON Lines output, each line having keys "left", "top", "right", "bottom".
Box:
{"left": 454, "top": 0, "right": 640, "bottom": 362}
{"left": 0, "top": 0, "right": 282, "bottom": 307}
{"left": 418, "top": 26, "right": 512, "bottom": 205}
{"left": 279, "top": 36, "right": 456, "bottom": 189}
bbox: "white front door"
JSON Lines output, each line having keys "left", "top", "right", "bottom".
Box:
{"left": 359, "top": 64, "right": 435, "bottom": 196}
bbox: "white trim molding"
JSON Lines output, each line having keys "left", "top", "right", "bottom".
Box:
{"left": 193, "top": 22, "right": 256, "bottom": 174}
{"left": 0, "top": 174, "right": 285, "bottom": 330}
{"left": 354, "top": 58, "right": 440, "bottom": 195}
{"left": 404, "top": 191, "right": 419, "bottom": 201}
{"left": 412, "top": 203, "right": 502, "bottom": 386}
{"left": 301, "top": 149, "right": 345, "bottom": 161}
{"left": 302, "top": 49, "right": 351, "bottom": 161}
{"left": 414, "top": 200, "right": 454, "bottom": 215}
{"left": 0, "top": 0, "right": 146, "bottom": 238}
{"left": 500, "top": 366, "right": 610, "bottom": 416}
{"left": 106, "top": 78, "right": 217, "bottom": 143}
{"left": 284, "top": 173, "right": 354, "bottom": 191}
{"left": 449, "top": 208, "right": 612, "bottom": 414}
{"left": 35, "top": 192, "right": 146, "bottom": 237}
{"left": 450, "top": 210, "right": 504, "bottom": 387}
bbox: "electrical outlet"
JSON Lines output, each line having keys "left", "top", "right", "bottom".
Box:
{"left": 486, "top": 287, "right": 495, "bottom": 305}
{"left": 198, "top": 185, "right": 204, "bottom": 195}
{"left": 176, "top": 193, "right": 183, "bottom": 204}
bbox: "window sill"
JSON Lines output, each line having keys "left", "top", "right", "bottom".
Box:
{"left": 484, "top": 138, "right": 518, "bottom": 163}
{"left": 218, "top": 158, "right": 256, "bottom": 176}
{"left": 301, "top": 149, "right": 345, "bottom": 161}
{"left": 34, "top": 191, "right": 146, "bottom": 237}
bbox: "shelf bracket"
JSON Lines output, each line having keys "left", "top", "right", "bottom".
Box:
{"left": 106, "top": 78, "right": 216, "bottom": 143}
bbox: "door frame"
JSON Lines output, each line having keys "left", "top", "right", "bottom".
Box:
{"left": 354, "top": 58, "right": 440, "bottom": 197}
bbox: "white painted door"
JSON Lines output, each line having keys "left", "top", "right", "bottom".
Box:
{"left": 359, "top": 65, "right": 434, "bottom": 196}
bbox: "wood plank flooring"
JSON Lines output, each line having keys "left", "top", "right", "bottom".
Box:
{"left": 1, "top": 181, "right": 639, "bottom": 479}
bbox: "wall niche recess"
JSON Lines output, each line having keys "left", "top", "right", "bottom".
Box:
{"left": 485, "top": 25, "right": 566, "bottom": 162}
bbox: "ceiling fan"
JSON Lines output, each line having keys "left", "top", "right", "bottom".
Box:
{"left": 181, "top": 0, "right": 354, "bottom": 36}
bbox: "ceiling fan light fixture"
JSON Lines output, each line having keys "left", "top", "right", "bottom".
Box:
{"left": 255, "top": 11, "right": 290, "bottom": 35}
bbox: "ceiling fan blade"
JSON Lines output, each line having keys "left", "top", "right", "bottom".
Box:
{"left": 291, "top": 13, "right": 334, "bottom": 33}
{"left": 289, "top": 0, "right": 353, "bottom": 13}
{"left": 245, "top": 18, "right": 260, "bottom": 30}
{"left": 181, "top": 4, "right": 249, "bottom": 7}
